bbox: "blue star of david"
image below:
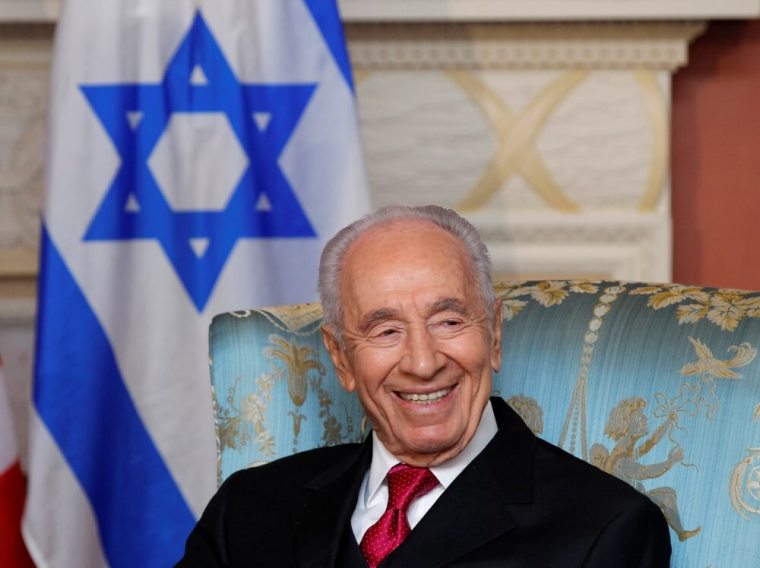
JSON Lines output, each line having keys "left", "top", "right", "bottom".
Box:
{"left": 81, "top": 12, "right": 317, "bottom": 311}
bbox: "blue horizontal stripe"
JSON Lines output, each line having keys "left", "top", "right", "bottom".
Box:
{"left": 33, "top": 226, "right": 195, "bottom": 568}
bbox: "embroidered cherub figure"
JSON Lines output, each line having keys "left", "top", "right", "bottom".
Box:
{"left": 590, "top": 397, "right": 700, "bottom": 541}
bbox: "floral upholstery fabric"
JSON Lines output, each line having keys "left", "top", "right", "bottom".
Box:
{"left": 210, "top": 280, "right": 760, "bottom": 567}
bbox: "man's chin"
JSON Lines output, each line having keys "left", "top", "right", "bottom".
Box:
{"left": 391, "top": 430, "right": 469, "bottom": 465}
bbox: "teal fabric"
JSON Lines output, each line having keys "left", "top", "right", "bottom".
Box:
{"left": 209, "top": 281, "right": 760, "bottom": 567}
{"left": 210, "top": 306, "right": 366, "bottom": 477}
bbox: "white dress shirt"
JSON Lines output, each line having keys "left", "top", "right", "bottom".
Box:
{"left": 351, "top": 401, "right": 498, "bottom": 542}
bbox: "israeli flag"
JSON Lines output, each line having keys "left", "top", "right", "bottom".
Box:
{"left": 24, "top": 1, "right": 369, "bottom": 566}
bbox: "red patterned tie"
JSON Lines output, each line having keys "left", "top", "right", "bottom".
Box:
{"left": 359, "top": 463, "right": 439, "bottom": 568}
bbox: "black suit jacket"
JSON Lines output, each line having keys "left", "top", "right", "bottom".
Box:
{"left": 177, "top": 398, "right": 671, "bottom": 567}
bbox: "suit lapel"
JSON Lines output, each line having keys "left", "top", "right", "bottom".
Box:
{"left": 293, "top": 440, "right": 372, "bottom": 568}
{"left": 388, "top": 398, "right": 537, "bottom": 567}
{"left": 292, "top": 398, "right": 538, "bottom": 568}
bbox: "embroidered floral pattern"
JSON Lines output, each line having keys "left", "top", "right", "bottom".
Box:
{"left": 216, "top": 371, "right": 278, "bottom": 458}
{"left": 265, "top": 334, "right": 325, "bottom": 407}
{"left": 495, "top": 280, "right": 600, "bottom": 320}
{"left": 630, "top": 284, "right": 760, "bottom": 331}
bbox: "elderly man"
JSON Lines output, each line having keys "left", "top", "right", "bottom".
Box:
{"left": 177, "top": 205, "right": 671, "bottom": 567}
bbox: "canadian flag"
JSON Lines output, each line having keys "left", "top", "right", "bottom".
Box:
{"left": 0, "top": 356, "right": 34, "bottom": 566}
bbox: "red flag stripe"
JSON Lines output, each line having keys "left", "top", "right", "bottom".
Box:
{"left": 0, "top": 461, "right": 35, "bottom": 566}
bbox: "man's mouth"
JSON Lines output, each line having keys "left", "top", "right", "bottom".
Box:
{"left": 397, "top": 387, "right": 451, "bottom": 404}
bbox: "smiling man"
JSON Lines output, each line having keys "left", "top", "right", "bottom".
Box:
{"left": 177, "top": 205, "right": 671, "bottom": 567}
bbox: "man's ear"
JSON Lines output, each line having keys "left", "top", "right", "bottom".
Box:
{"left": 490, "top": 298, "right": 503, "bottom": 373}
{"left": 321, "top": 324, "right": 356, "bottom": 392}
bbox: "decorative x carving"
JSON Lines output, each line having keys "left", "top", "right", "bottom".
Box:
{"left": 447, "top": 70, "right": 667, "bottom": 213}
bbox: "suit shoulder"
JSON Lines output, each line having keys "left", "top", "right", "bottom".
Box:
{"left": 223, "top": 442, "right": 362, "bottom": 488}
{"left": 533, "top": 437, "right": 661, "bottom": 512}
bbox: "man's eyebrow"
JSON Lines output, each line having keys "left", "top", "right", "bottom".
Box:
{"left": 355, "top": 299, "right": 472, "bottom": 333}
{"left": 357, "top": 308, "right": 399, "bottom": 334}
{"left": 429, "top": 298, "right": 471, "bottom": 317}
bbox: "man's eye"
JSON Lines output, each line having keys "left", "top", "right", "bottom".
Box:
{"left": 433, "top": 319, "right": 464, "bottom": 331}
{"left": 370, "top": 327, "right": 399, "bottom": 340}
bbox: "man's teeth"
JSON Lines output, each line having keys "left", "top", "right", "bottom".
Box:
{"left": 399, "top": 388, "right": 450, "bottom": 404}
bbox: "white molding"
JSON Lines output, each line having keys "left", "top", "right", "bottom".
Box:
{"left": 3, "top": 0, "right": 759, "bottom": 23}
{"left": 467, "top": 210, "right": 671, "bottom": 281}
{"left": 0, "top": 29, "right": 52, "bottom": 65}
{"left": 0, "top": 33, "right": 50, "bottom": 273}
{"left": 0, "top": 298, "right": 36, "bottom": 325}
{"left": 339, "top": 0, "right": 760, "bottom": 22}
{"left": 0, "top": 1, "right": 57, "bottom": 22}
{"left": 347, "top": 22, "right": 705, "bottom": 70}
{"left": 490, "top": 242, "right": 645, "bottom": 282}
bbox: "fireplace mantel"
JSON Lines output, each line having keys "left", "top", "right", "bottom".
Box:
{"left": 1, "top": 0, "right": 759, "bottom": 22}
{"left": 338, "top": 0, "right": 760, "bottom": 21}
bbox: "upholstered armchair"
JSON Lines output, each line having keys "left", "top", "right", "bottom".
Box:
{"left": 210, "top": 280, "right": 760, "bottom": 566}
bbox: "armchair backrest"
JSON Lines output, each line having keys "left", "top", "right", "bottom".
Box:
{"left": 210, "top": 280, "right": 760, "bottom": 566}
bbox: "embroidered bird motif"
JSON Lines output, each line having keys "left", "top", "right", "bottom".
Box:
{"left": 680, "top": 336, "right": 757, "bottom": 379}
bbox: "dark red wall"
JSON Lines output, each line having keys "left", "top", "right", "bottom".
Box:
{"left": 672, "top": 20, "right": 760, "bottom": 289}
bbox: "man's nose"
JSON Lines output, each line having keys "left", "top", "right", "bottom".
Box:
{"left": 398, "top": 325, "right": 445, "bottom": 379}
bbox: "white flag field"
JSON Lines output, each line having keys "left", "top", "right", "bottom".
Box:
{"left": 25, "top": 1, "right": 370, "bottom": 566}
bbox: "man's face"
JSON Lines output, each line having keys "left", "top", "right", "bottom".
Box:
{"left": 323, "top": 220, "right": 502, "bottom": 467}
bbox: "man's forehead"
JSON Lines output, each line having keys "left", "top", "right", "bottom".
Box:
{"left": 343, "top": 220, "right": 470, "bottom": 270}
{"left": 349, "top": 218, "right": 454, "bottom": 249}
{"left": 338, "top": 221, "right": 483, "bottom": 322}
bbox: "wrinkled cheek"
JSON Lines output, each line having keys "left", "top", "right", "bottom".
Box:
{"left": 358, "top": 388, "right": 395, "bottom": 426}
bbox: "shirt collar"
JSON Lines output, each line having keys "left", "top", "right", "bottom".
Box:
{"left": 364, "top": 400, "right": 498, "bottom": 503}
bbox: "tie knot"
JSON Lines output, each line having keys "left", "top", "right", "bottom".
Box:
{"left": 385, "top": 463, "right": 438, "bottom": 512}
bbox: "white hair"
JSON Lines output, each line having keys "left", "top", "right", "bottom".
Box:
{"left": 318, "top": 205, "right": 495, "bottom": 343}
